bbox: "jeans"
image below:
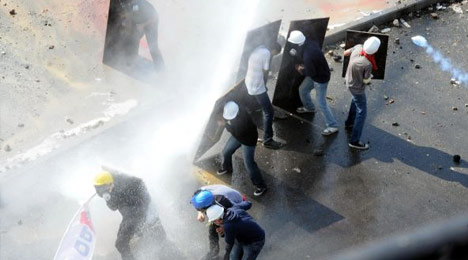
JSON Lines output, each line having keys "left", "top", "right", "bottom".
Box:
{"left": 221, "top": 136, "right": 266, "bottom": 188}
{"left": 345, "top": 93, "right": 367, "bottom": 143}
{"left": 298, "top": 77, "right": 338, "bottom": 127}
{"left": 253, "top": 92, "right": 274, "bottom": 141}
{"left": 230, "top": 239, "right": 265, "bottom": 260}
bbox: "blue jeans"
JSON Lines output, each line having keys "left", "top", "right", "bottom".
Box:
{"left": 221, "top": 136, "right": 266, "bottom": 188}
{"left": 298, "top": 77, "right": 338, "bottom": 127}
{"left": 253, "top": 92, "right": 274, "bottom": 141}
{"left": 345, "top": 93, "right": 367, "bottom": 143}
{"left": 230, "top": 239, "right": 265, "bottom": 260}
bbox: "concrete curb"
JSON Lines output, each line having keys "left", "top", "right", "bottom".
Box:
{"left": 323, "top": 0, "right": 444, "bottom": 46}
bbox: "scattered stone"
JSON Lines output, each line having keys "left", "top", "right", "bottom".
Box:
{"left": 368, "top": 25, "right": 380, "bottom": 33}
{"left": 465, "top": 104, "right": 468, "bottom": 108}
{"left": 339, "top": 43, "right": 346, "bottom": 49}
{"left": 430, "top": 13, "right": 439, "bottom": 19}
{"left": 453, "top": 155, "right": 461, "bottom": 164}
{"left": 400, "top": 18, "right": 411, "bottom": 28}
{"left": 381, "top": 28, "right": 391, "bottom": 33}
{"left": 452, "top": 107, "right": 458, "bottom": 111}
{"left": 327, "top": 50, "right": 335, "bottom": 57}
{"left": 384, "top": 95, "right": 389, "bottom": 100}
{"left": 9, "top": 9, "right": 16, "bottom": 16}
{"left": 313, "top": 149, "right": 324, "bottom": 156}
{"left": 394, "top": 38, "right": 400, "bottom": 45}
{"left": 18, "top": 123, "right": 24, "bottom": 127}
{"left": 410, "top": 59, "right": 414, "bottom": 63}
{"left": 1, "top": 51, "right": 5, "bottom": 55}
{"left": 329, "top": 67, "right": 334, "bottom": 72}
{"left": 408, "top": 12, "right": 414, "bottom": 18}
{"left": 392, "top": 122, "right": 400, "bottom": 126}
{"left": 393, "top": 19, "right": 400, "bottom": 27}
{"left": 451, "top": 4, "right": 464, "bottom": 13}
{"left": 333, "top": 56, "right": 342, "bottom": 62}
{"left": 389, "top": 98, "right": 395, "bottom": 104}
{"left": 49, "top": 45, "right": 55, "bottom": 49}
{"left": 415, "top": 64, "right": 421, "bottom": 69}
{"left": 421, "top": 111, "right": 426, "bottom": 115}
{"left": 24, "top": 65, "right": 30, "bottom": 69}
{"left": 437, "top": 165, "right": 443, "bottom": 170}
{"left": 4, "top": 145, "right": 11, "bottom": 152}
{"left": 66, "top": 118, "right": 74, "bottom": 124}
{"left": 292, "top": 167, "right": 301, "bottom": 173}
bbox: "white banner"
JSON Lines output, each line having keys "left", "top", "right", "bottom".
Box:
{"left": 54, "top": 194, "right": 96, "bottom": 260}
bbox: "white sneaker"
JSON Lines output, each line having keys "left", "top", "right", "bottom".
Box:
{"left": 296, "top": 107, "right": 316, "bottom": 113}
{"left": 322, "top": 127, "right": 339, "bottom": 136}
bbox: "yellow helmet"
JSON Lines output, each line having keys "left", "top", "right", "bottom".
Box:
{"left": 94, "top": 171, "right": 114, "bottom": 186}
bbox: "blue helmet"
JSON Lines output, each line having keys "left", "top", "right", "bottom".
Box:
{"left": 191, "top": 190, "right": 214, "bottom": 210}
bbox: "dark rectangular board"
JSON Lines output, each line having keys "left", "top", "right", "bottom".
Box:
{"left": 236, "top": 20, "right": 282, "bottom": 82}
{"left": 272, "top": 18, "right": 329, "bottom": 114}
{"left": 341, "top": 30, "right": 389, "bottom": 80}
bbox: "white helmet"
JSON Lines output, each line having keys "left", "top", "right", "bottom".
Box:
{"left": 288, "top": 30, "right": 306, "bottom": 46}
{"left": 206, "top": 204, "right": 224, "bottom": 222}
{"left": 363, "top": 36, "right": 381, "bottom": 55}
{"left": 223, "top": 101, "right": 239, "bottom": 120}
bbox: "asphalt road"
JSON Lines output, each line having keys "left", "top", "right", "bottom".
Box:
{"left": 2, "top": 3, "right": 468, "bottom": 260}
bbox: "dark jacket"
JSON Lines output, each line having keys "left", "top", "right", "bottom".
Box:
{"left": 223, "top": 201, "right": 265, "bottom": 246}
{"left": 224, "top": 107, "right": 258, "bottom": 146}
{"left": 302, "top": 39, "right": 331, "bottom": 83}
{"left": 106, "top": 174, "right": 151, "bottom": 220}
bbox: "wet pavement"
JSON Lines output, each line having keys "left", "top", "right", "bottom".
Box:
{"left": 2, "top": 2, "right": 468, "bottom": 260}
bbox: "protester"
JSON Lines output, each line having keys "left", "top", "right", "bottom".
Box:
{"left": 93, "top": 170, "right": 165, "bottom": 260}
{"left": 190, "top": 185, "right": 245, "bottom": 260}
{"left": 287, "top": 30, "right": 339, "bottom": 136}
{"left": 245, "top": 42, "right": 283, "bottom": 149}
{"left": 117, "top": 0, "right": 164, "bottom": 71}
{"left": 343, "top": 36, "right": 381, "bottom": 150}
{"left": 206, "top": 201, "right": 265, "bottom": 260}
{"left": 218, "top": 101, "right": 268, "bottom": 196}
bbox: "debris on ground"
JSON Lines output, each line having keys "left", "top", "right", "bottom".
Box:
{"left": 339, "top": 43, "right": 345, "bottom": 49}
{"left": 49, "top": 45, "right": 55, "bottom": 50}
{"left": 368, "top": 25, "right": 380, "bottom": 33}
{"left": 392, "top": 19, "right": 400, "bottom": 27}
{"left": 453, "top": 155, "right": 461, "bottom": 164}
{"left": 333, "top": 56, "right": 342, "bottom": 62}
{"left": 392, "top": 122, "right": 399, "bottom": 126}
{"left": 430, "top": 13, "right": 439, "bottom": 19}
{"left": 388, "top": 98, "right": 395, "bottom": 104}
{"left": 66, "top": 118, "right": 74, "bottom": 124}
{"left": 400, "top": 18, "right": 411, "bottom": 28}
{"left": 465, "top": 104, "right": 468, "bottom": 108}
{"left": 451, "top": 4, "right": 463, "bottom": 14}
{"left": 18, "top": 123, "right": 24, "bottom": 128}
{"left": 292, "top": 167, "right": 301, "bottom": 173}
{"left": 313, "top": 149, "right": 324, "bottom": 156}
{"left": 415, "top": 64, "right": 421, "bottom": 69}
{"left": 450, "top": 78, "right": 460, "bottom": 85}
{"left": 436, "top": 3, "right": 446, "bottom": 11}
{"left": 384, "top": 95, "right": 389, "bottom": 100}
{"left": 381, "top": 28, "right": 392, "bottom": 33}
{"left": 421, "top": 111, "right": 426, "bottom": 115}
{"left": 452, "top": 107, "right": 458, "bottom": 111}
{"left": 9, "top": 9, "right": 16, "bottom": 16}
{"left": 327, "top": 50, "right": 335, "bottom": 57}
{"left": 394, "top": 38, "right": 400, "bottom": 45}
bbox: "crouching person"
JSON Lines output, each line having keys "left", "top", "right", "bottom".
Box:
{"left": 206, "top": 201, "right": 265, "bottom": 260}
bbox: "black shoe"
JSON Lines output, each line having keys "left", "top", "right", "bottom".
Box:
{"left": 253, "top": 186, "right": 268, "bottom": 196}
{"left": 216, "top": 169, "right": 231, "bottom": 176}
{"left": 348, "top": 142, "right": 369, "bottom": 150}
{"left": 263, "top": 139, "right": 283, "bottom": 149}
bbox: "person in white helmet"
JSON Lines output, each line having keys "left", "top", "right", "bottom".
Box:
{"left": 217, "top": 101, "right": 268, "bottom": 196}
{"left": 343, "top": 36, "right": 381, "bottom": 150}
{"left": 206, "top": 201, "right": 265, "bottom": 260}
{"left": 287, "top": 30, "right": 339, "bottom": 136}
{"left": 244, "top": 42, "right": 283, "bottom": 149}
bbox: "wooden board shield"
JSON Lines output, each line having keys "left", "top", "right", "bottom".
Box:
{"left": 272, "top": 18, "right": 329, "bottom": 114}
{"left": 341, "top": 30, "right": 389, "bottom": 80}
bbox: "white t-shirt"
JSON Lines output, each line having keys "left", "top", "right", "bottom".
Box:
{"left": 245, "top": 46, "right": 271, "bottom": 96}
